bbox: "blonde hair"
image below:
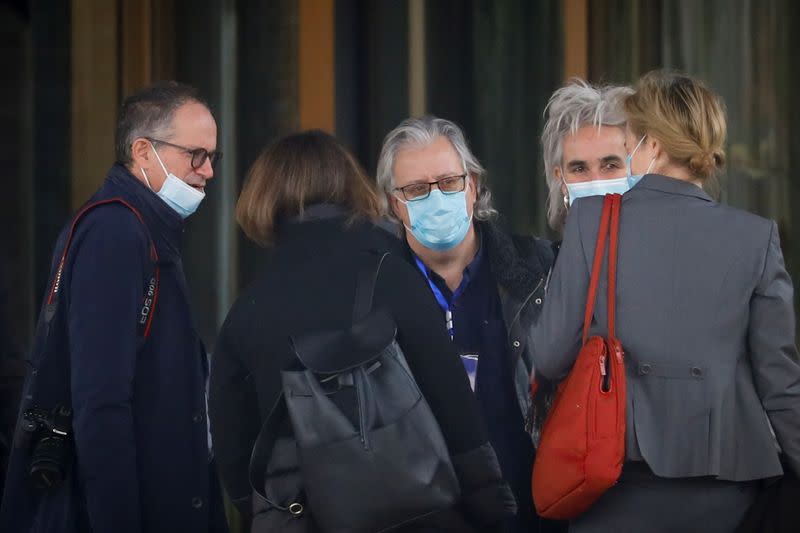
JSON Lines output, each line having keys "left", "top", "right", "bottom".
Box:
{"left": 624, "top": 70, "right": 727, "bottom": 180}
{"left": 236, "top": 130, "right": 382, "bottom": 246}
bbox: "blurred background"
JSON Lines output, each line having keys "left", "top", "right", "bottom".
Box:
{"left": 1, "top": 0, "right": 799, "bottom": 363}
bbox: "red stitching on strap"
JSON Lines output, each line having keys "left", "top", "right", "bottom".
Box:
{"left": 46, "top": 197, "right": 160, "bottom": 338}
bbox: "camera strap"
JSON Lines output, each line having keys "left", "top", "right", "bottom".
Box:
{"left": 44, "top": 197, "right": 160, "bottom": 340}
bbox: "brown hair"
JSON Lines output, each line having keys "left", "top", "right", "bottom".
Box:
{"left": 236, "top": 130, "right": 382, "bottom": 246}
{"left": 624, "top": 70, "right": 727, "bottom": 180}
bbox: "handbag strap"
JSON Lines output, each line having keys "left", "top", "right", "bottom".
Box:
{"left": 581, "top": 194, "right": 621, "bottom": 345}
{"left": 607, "top": 193, "right": 621, "bottom": 340}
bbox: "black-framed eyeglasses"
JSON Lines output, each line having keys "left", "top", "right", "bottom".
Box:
{"left": 147, "top": 138, "right": 223, "bottom": 169}
{"left": 394, "top": 174, "right": 468, "bottom": 201}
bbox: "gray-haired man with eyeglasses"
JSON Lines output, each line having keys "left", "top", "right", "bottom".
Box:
{"left": 377, "top": 116, "right": 563, "bottom": 533}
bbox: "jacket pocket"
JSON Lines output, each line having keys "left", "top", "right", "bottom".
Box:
{"left": 632, "top": 362, "right": 712, "bottom": 476}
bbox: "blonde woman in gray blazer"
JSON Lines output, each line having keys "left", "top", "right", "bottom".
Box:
{"left": 532, "top": 70, "right": 800, "bottom": 533}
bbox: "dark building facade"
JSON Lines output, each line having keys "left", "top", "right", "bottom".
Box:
{"left": 1, "top": 0, "right": 798, "bottom": 390}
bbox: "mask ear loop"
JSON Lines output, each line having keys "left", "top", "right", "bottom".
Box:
{"left": 561, "top": 172, "right": 570, "bottom": 208}
{"left": 389, "top": 185, "right": 414, "bottom": 234}
{"left": 627, "top": 134, "right": 648, "bottom": 177}
{"left": 462, "top": 161, "right": 475, "bottom": 206}
{"left": 392, "top": 189, "right": 408, "bottom": 206}
{"left": 457, "top": 169, "right": 475, "bottom": 230}
{"left": 150, "top": 142, "right": 171, "bottom": 179}
{"left": 141, "top": 168, "right": 153, "bottom": 191}
{"left": 140, "top": 140, "right": 165, "bottom": 192}
{"left": 645, "top": 157, "right": 656, "bottom": 175}
{"left": 141, "top": 142, "right": 172, "bottom": 193}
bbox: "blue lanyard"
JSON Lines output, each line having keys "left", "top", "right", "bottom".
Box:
{"left": 413, "top": 256, "right": 470, "bottom": 340}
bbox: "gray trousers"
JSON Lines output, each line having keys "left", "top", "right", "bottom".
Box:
{"left": 569, "top": 464, "right": 758, "bottom": 533}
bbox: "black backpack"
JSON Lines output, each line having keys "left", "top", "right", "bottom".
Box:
{"left": 249, "top": 251, "right": 460, "bottom": 533}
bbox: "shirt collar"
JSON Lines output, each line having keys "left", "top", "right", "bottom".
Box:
{"left": 412, "top": 228, "right": 485, "bottom": 300}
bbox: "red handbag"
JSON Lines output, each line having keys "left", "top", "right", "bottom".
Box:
{"left": 532, "top": 193, "right": 626, "bottom": 520}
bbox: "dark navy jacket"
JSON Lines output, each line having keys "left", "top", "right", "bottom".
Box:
{"left": 0, "top": 165, "right": 226, "bottom": 533}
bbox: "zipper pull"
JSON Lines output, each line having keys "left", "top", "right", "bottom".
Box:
{"left": 599, "top": 355, "right": 607, "bottom": 376}
{"left": 525, "top": 405, "right": 534, "bottom": 434}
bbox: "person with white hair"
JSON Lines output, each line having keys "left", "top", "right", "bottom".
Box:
{"left": 541, "top": 79, "right": 634, "bottom": 235}
{"left": 377, "top": 117, "right": 563, "bottom": 533}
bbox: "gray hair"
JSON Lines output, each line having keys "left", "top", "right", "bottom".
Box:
{"left": 541, "top": 80, "right": 633, "bottom": 232}
{"left": 376, "top": 116, "right": 497, "bottom": 221}
{"left": 115, "top": 81, "right": 208, "bottom": 166}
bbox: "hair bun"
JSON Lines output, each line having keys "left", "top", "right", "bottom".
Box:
{"left": 688, "top": 151, "right": 722, "bottom": 178}
{"left": 712, "top": 151, "right": 725, "bottom": 168}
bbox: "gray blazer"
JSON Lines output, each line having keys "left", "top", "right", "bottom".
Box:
{"left": 531, "top": 174, "right": 800, "bottom": 481}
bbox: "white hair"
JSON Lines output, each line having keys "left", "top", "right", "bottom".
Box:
{"left": 376, "top": 116, "right": 497, "bottom": 221}
{"left": 541, "top": 79, "right": 633, "bottom": 232}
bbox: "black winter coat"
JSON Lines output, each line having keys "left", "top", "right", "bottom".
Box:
{"left": 209, "top": 205, "right": 517, "bottom": 532}
{"left": 1, "top": 165, "right": 227, "bottom": 533}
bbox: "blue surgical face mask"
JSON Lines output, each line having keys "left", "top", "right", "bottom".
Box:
{"left": 141, "top": 144, "right": 205, "bottom": 218}
{"left": 398, "top": 181, "right": 472, "bottom": 251}
{"left": 563, "top": 176, "right": 633, "bottom": 206}
{"left": 625, "top": 134, "right": 655, "bottom": 189}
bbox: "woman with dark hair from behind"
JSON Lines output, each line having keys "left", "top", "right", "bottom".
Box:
{"left": 209, "top": 130, "right": 516, "bottom": 532}
{"left": 532, "top": 71, "right": 800, "bottom": 532}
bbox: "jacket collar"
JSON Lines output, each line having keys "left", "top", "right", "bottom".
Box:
{"left": 401, "top": 220, "right": 551, "bottom": 300}
{"left": 104, "top": 164, "right": 184, "bottom": 260}
{"left": 479, "top": 220, "right": 549, "bottom": 299}
{"left": 279, "top": 203, "right": 401, "bottom": 243}
{"left": 633, "top": 174, "right": 714, "bottom": 203}
{"left": 287, "top": 203, "right": 350, "bottom": 222}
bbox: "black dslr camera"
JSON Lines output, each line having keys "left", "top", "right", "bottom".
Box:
{"left": 21, "top": 406, "right": 73, "bottom": 489}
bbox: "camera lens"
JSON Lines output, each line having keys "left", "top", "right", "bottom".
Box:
{"left": 30, "top": 436, "right": 67, "bottom": 489}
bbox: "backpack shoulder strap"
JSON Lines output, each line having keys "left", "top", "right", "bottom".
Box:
{"left": 352, "top": 251, "right": 390, "bottom": 324}
{"left": 248, "top": 393, "right": 306, "bottom": 515}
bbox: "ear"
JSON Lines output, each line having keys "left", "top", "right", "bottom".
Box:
{"left": 389, "top": 193, "right": 403, "bottom": 219}
{"left": 466, "top": 173, "right": 478, "bottom": 205}
{"left": 131, "top": 138, "right": 153, "bottom": 169}
{"left": 648, "top": 136, "right": 663, "bottom": 160}
{"left": 554, "top": 167, "right": 566, "bottom": 195}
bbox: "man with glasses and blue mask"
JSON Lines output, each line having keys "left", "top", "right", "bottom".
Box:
{"left": 1, "top": 82, "right": 228, "bottom": 533}
{"left": 377, "top": 116, "right": 563, "bottom": 533}
{"left": 541, "top": 80, "right": 635, "bottom": 237}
